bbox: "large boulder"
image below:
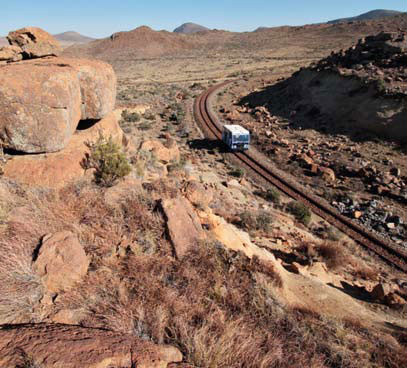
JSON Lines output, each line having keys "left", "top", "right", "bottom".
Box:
{"left": 7, "top": 27, "right": 61, "bottom": 58}
{"left": 0, "top": 45, "right": 22, "bottom": 62}
{"left": 0, "top": 61, "right": 82, "bottom": 153}
{"left": 0, "top": 57, "right": 117, "bottom": 153}
{"left": 3, "top": 111, "right": 123, "bottom": 188}
{"left": 52, "top": 57, "right": 117, "bottom": 120}
{"left": 141, "top": 139, "right": 180, "bottom": 164}
{"left": 14, "top": 57, "right": 116, "bottom": 121}
{"left": 0, "top": 324, "right": 182, "bottom": 368}
{"left": 33, "top": 231, "right": 90, "bottom": 294}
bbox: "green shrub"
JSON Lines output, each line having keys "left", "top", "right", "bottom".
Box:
{"left": 288, "top": 201, "right": 312, "bottom": 226}
{"left": 121, "top": 109, "right": 141, "bottom": 122}
{"left": 138, "top": 122, "right": 152, "bottom": 131}
{"left": 229, "top": 167, "right": 245, "bottom": 178}
{"left": 265, "top": 188, "right": 281, "bottom": 205}
{"left": 375, "top": 79, "right": 386, "bottom": 93}
{"left": 167, "top": 157, "right": 187, "bottom": 173}
{"left": 238, "top": 210, "right": 273, "bottom": 232}
{"left": 83, "top": 133, "right": 131, "bottom": 187}
{"left": 326, "top": 226, "right": 344, "bottom": 241}
{"left": 143, "top": 112, "right": 156, "bottom": 121}
{"left": 256, "top": 211, "right": 274, "bottom": 232}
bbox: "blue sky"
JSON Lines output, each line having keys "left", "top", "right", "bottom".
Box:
{"left": 1, "top": 0, "right": 406, "bottom": 38}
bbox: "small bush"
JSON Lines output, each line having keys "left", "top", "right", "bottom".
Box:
{"left": 326, "top": 226, "right": 344, "bottom": 241}
{"left": 238, "top": 210, "right": 273, "bottom": 232}
{"left": 256, "top": 211, "right": 274, "bottom": 232}
{"left": 167, "top": 157, "right": 187, "bottom": 173}
{"left": 375, "top": 79, "right": 386, "bottom": 93}
{"left": 83, "top": 133, "right": 131, "bottom": 187}
{"left": 350, "top": 263, "right": 379, "bottom": 281}
{"left": 229, "top": 167, "right": 245, "bottom": 178}
{"left": 287, "top": 201, "right": 312, "bottom": 226}
{"left": 265, "top": 188, "right": 281, "bottom": 205}
{"left": 143, "top": 112, "right": 156, "bottom": 121}
{"left": 121, "top": 109, "right": 141, "bottom": 123}
{"left": 315, "top": 242, "right": 348, "bottom": 270}
{"left": 138, "top": 122, "right": 152, "bottom": 131}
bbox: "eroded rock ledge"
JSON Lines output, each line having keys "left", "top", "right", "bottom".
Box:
{"left": 0, "top": 323, "right": 182, "bottom": 368}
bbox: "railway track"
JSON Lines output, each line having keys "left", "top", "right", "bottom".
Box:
{"left": 194, "top": 81, "right": 407, "bottom": 272}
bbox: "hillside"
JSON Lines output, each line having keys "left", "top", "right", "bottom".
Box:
{"left": 328, "top": 9, "right": 403, "bottom": 24}
{"left": 62, "top": 25, "right": 231, "bottom": 61}
{"left": 173, "top": 22, "right": 210, "bottom": 34}
{"left": 64, "top": 13, "right": 407, "bottom": 66}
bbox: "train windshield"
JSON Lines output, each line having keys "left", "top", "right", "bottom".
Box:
{"left": 235, "top": 134, "right": 249, "bottom": 142}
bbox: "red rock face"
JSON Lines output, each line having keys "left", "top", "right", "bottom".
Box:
{"left": 161, "top": 196, "right": 205, "bottom": 258}
{"left": 0, "top": 61, "right": 82, "bottom": 153}
{"left": 59, "top": 57, "right": 117, "bottom": 119}
{"left": 0, "top": 57, "right": 116, "bottom": 153}
{"left": 0, "top": 324, "right": 182, "bottom": 368}
{"left": 0, "top": 45, "right": 22, "bottom": 62}
{"left": 33, "top": 231, "right": 90, "bottom": 294}
{"left": 7, "top": 26, "right": 62, "bottom": 58}
{"left": 3, "top": 111, "right": 123, "bottom": 188}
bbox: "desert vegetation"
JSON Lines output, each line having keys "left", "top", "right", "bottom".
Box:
{"left": 1, "top": 180, "right": 406, "bottom": 367}
{"left": 287, "top": 201, "right": 312, "bottom": 226}
{"left": 82, "top": 133, "right": 131, "bottom": 187}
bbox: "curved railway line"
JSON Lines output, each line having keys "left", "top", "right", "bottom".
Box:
{"left": 194, "top": 81, "right": 407, "bottom": 272}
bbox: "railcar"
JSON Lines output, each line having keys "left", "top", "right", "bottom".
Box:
{"left": 222, "top": 124, "right": 250, "bottom": 151}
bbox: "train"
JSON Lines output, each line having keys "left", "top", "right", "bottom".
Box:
{"left": 222, "top": 124, "right": 250, "bottom": 151}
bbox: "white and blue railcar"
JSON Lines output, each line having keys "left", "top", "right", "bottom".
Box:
{"left": 222, "top": 124, "right": 250, "bottom": 151}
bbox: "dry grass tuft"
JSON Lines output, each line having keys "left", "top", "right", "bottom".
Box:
{"left": 0, "top": 234, "right": 43, "bottom": 323}
{"left": 315, "top": 241, "right": 351, "bottom": 270}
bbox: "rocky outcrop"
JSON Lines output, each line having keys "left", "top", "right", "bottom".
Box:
{"left": 3, "top": 111, "right": 123, "bottom": 187}
{"left": 57, "top": 57, "right": 116, "bottom": 120}
{"left": 0, "top": 57, "right": 116, "bottom": 153}
{"left": 33, "top": 231, "right": 89, "bottom": 294}
{"left": 245, "top": 31, "right": 407, "bottom": 143}
{"left": 0, "top": 61, "right": 81, "bottom": 153}
{"left": 141, "top": 139, "right": 180, "bottom": 163}
{"left": 201, "top": 210, "right": 276, "bottom": 262}
{"left": 161, "top": 196, "right": 205, "bottom": 258}
{"left": 0, "top": 45, "right": 22, "bottom": 62}
{"left": 0, "top": 324, "right": 182, "bottom": 368}
{"left": 317, "top": 31, "right": 407, "bottom": 70}
{"left": 7, "top": 27, "right": 62, "bottom": 58}
{"left": 184, "top": 180, "right": 213, "bottom": 208}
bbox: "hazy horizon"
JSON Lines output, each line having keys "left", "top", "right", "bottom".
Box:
{"left": 1, "top": 0, "right": 406, "bottom": 38}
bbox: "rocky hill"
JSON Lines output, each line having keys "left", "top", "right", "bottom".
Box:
{"left": 63, "top": 13, "right": 407, "bottom": 65}
{"left": 240, "top": 31, "right": 407, "bottom": 143}
{"left": 328, "top": 9, "right": 404, "bottom": 24}
{"left": 54, "top": 31, "right": 95, "bottom": 46}
{"left": 173, "top": 22, "right": 210, "bottom": 34}
{"left": 62, "top": 25, "right": 204, "bottom": 60}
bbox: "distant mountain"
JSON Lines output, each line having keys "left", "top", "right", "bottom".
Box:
{"left": 54, "top": 31, "right": 95, "bottom": 45}
{"left": 328, "top": 9, "right": 403, "bottom": 24}
{"left": 63, "top": 26, "right": 200, "bottom": 60}
{"left": 0, "top": 37, "right": 7, "bottom": 46}
{"left": 173, "top": 23, "right": 210, "bottom": 34}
